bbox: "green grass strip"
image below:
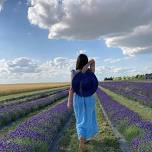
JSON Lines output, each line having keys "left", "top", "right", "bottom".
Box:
{"left": 100, "top": 86, "right": 152, "bottom": 122}
{"left": 116, "top": 119, "right": 144, "bottom": 144}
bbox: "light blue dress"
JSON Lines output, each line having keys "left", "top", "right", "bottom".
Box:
{"left": 71, "top": 69, "right": 99, "bottom": 140}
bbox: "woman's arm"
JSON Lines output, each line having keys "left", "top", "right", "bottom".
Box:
{"left": 67, "top": 70, "right": 74, "bottom": 109}
{"left": 82, "top": 59, "right": 95, "bottom": 73}
{"left": 67, "top": 86, "right": 74, "bottom": 109}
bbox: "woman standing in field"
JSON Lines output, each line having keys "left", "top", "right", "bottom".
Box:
{"left": 67, "top": 54, "right": 99, "bottom": 152}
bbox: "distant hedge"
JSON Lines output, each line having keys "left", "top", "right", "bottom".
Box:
{"left": 104, "top": 73, "right": 152, "bottom": 81}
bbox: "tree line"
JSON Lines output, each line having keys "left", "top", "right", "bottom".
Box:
{"left": 104, "top": 73, "right": 152, "bottom": 81}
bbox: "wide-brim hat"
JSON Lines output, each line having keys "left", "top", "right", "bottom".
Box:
{"left": 72, "top": 70, "right": 98, "bottom": 97}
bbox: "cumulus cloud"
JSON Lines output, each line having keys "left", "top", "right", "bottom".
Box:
{"left": 28, "top": 0, "right": 152, "bottom": 56}
{"left": 0, "top": 0, "right": 5, "bottom": 11}
{"left": 0, "top": 57, "right": 76, "bottom": 83}
{"left": 0, "top": 57, "right": 42, "bottom": 83}
{"left": 39, "top": 57, "right": 76, "bottom": 75}
{"left": 104, "top": 23, "right": 152, "bottom": 56}
{"left": 0, "top": 56, "right": 151, "bottom": 83}
{"left": 6, "top": 57, "right": 40, "bottom": 74}
{"left": 0, "top": 59, "right": 9, "bottom": 74}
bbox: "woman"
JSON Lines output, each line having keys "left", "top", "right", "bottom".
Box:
{"left": 67, "top": 54, "right": 99, "bottom": 152}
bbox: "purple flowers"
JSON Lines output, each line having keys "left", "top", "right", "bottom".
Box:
{"left": 0, "top": 100, "right": 72, "bottom": 151}
{"left": 0, "top": 90, "right": 68, "bottom": 127}
{"left": 0, "top": 138, "right": 33, "bottom": 152}
{"left": 97, "top": 88, "right": 152, "bottom": 151}
{"left": 100, "top": 81, "right": 152, "bottom": 107}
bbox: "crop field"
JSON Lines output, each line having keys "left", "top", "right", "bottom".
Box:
{"left": 0, "top": 81, "right": 152, "bottom": 152}
{"left": 100, "top": 81, "right": 152, "bottom": 107}
{"left": 0, "top": 82, "right": 69, "bottom": 96}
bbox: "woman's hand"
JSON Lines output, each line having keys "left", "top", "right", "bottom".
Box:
{"left": 82, "top": 59, "right": 95, "bottom": 73}
{"left": 89, "top": 59, "right": 95, "bottom": 73}
{"left": 67, "top": 88, "right": 73, "bottom": 110}
{"left": 89, "top": 59, "right": 95, "bottom": 64}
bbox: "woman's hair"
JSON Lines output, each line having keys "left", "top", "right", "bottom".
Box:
{"left": 76, "top": 54, "right": 88, "bottom": 70}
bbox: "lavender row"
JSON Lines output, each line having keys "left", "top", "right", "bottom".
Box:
{"left": 0, "top": 87, "right": 68, "bottom": 108}
{"left": 0, "top": 90, "right": 68, "bottom": 127}
{"left": 100, "top": 81, "right": 152, "bottom": 106}
{"left": 96, "top": 88, "right": 152, "bottom": 152}
{"left": 0, "top": 100, "right": 73, "bottom": 152}
{"left": 0, "top": 138, "right": 33, "bottom": 152}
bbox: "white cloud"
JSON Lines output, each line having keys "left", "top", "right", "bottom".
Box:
{"left": 0, "top": 57, "right": 41, "bottom": 83}
{"left": 28, "top": 0, "right": 65, "bottom": 29}
{"left": 96, "top": 66, "right": 133, "bottom": 75}
{"left": 104, "top": 24, "right": 152, "bottom": 56}
{"left": 39, "top": 57, "right": 76, "bottom": 75}
{"left": 0, "top": 56, "right": 151, "bottom": 83}
{"left": 103, "top": 56, "right": 132, "bottom": 64}
{"left": 0, "top": 57, "right": 76, "bottom": 83}
{"left": 27, "top": 0, "right": 152, "bottom": 56}
{"left": 0, "top": 59, "right": 9, "bottom": 74}
{"left": 0, "top": 0, "right": 5, "bottom": 11}
{"left": 95, "top": 65, "right": 149, "bottom": 80}
{"left": 6, "top": 57, "right": 40, "bottom": 74}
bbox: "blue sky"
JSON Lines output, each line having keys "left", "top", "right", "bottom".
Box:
{"left": 0, "top": 0, "right": 152, "bottom": 84}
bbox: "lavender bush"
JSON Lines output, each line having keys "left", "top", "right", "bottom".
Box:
{"left": 0, "top": 138, "right": 33, "bottom": 152}
{"left": 0, "top": 88, "right": 68, "bottom": 108}
{"left": 100, "top": 81, "right": 152, "bottom": 107}
{"left": 0, "top": 100, "right": 72, "bottom": 151}
{"left": 0, "top": 90, "right": 68, "bottom": 127}
{"left": 97, "top": 88, "right": 152, "bottom": 152}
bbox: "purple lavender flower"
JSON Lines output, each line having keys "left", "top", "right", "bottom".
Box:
{"left": 0, "top": 100, "right": 72, "bottom": 151}
{"left": 100, "top": 81, "right": 152, "bottom": 106}
{"left": 96, "top": 88, "right": 152, "bottom": 151}
{"left": 0, "top": 138, "right": 33, "bottom": 152}
{"left": 0, "top": 90, "right": 68, "bottom": 127}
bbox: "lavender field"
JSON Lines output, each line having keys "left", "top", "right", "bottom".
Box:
{"left": 97, "top": 88, "right": 152, "bottom": 152}
{"left": 0, "top": 81, "right": 152, "bottom": 152}
{"left": 1, "top": 0, "right": 152, "bottom": 151}
{"left": 0, "top": 84, "right": 73, "bottom": 151}
{"left": 100, "top": 81, "right": 152, "bottom": 107}
{"left": 96, "top": 80, "right": 152, "bottom": 152}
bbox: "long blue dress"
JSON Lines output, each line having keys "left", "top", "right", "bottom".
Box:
{"left": 71, "top": 69, "right": 99, "bottom": 140}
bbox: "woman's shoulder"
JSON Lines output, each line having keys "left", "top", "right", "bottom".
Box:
{"left": 71, "top": 69, "right": 76, "bottom": 74}
{"left": 71, "top": 69, "right": 76, "bottom": 78}
{"left": 71, "top": 69, "right": 80, "bottom": 73}
{"left": 71, "top": 69, "right": 80, "bottom": 79}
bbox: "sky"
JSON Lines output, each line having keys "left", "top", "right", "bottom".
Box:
{"left": 0, "top": 0, "right": 152, "bottom": 84}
